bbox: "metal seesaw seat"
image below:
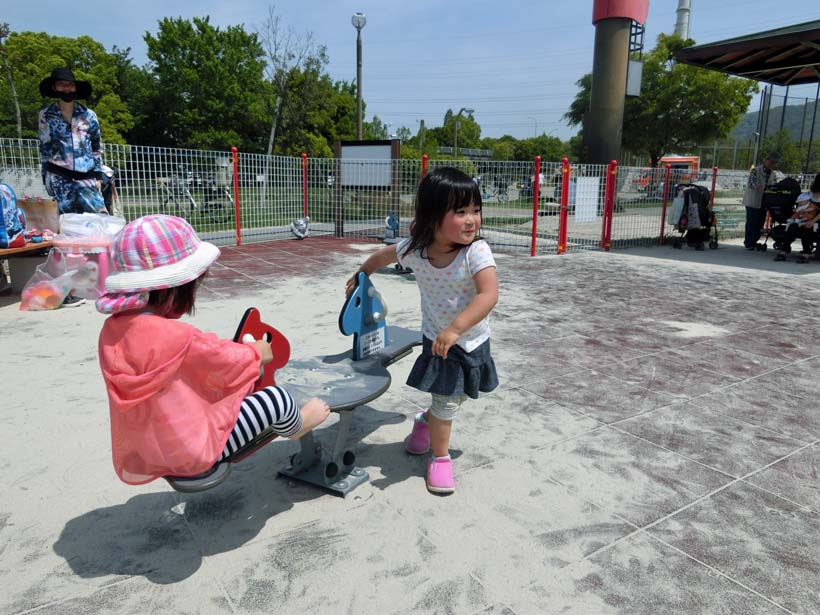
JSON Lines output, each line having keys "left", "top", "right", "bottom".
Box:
{"left": 165, "top": 272, "right": 420, "bottom": 496}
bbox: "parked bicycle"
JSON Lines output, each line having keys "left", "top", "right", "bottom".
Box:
{"left": 158, "top": 170, "right": 232, "bottom": 224}
{"left": 480, "top": 175, "right": 509, "bottom": 204}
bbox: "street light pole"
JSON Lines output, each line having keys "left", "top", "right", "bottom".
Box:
{"left": 527, "top": 116, "right": 538, "bottom": 138}
{"left": 351, "top": 12, "right": 366, "bottom": 140}
{"left": 453, "top": 106, "right": 474, "bottom": 159}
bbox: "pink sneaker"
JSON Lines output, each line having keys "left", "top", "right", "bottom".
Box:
{"left": 426, "top": 456, "right": 455, "bottom": 494}
{"left": 404, "top": 415, "right": 430, "bottom": 455}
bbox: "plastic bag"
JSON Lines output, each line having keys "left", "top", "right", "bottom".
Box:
{"left": 667, "top": 194, "right": 685, "bottom": 227}
{"left": 19, "top": 245, "right": 105, "bottom": 309}
{"left": 20, "top": 266, "right": 75, "bottom": 311}
{"left": 57, "top": 213, "right": 125, "bottom": 245}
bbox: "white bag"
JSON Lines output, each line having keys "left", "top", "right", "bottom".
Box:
{"left": 58, "top": 213, "right": 125, "bottom": 243}
{"left": 667, "top": 194, "right": 685, "bottom": 226}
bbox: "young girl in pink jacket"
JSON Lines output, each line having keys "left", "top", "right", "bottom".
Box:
{"left": 97, "top": 214, "right": 329, "bottom": 485}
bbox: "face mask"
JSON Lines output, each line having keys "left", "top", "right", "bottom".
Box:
{"left": 57, "top": 92, "right": 76, "bottom": 102}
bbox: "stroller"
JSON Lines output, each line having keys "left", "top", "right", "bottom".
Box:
{"left": 670, "top": 184, "right": 717, "bottom": 250}
{"left": 756, "top": 177, "right": 802, "bottom": 252}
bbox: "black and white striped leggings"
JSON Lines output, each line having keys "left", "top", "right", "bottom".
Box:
{"left": 219, "top": 385, "right": 302, "bottom": 461}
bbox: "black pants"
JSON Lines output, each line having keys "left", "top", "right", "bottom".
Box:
{"left": 744, "top": 207, "right": 766, "bottom": 248}
{"left": 781, "top": 223, "right": 815, "bottom": 254}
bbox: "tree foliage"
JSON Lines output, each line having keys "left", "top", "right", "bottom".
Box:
{"left": 257, "top": 5, "right": 329, "bottom": 156}
{"left": 141, "top": 17, "right": 269, "bottom": 151}
{"left": 566, "top": 34, "right": 757, "bottom": 166}
{"left": 0, "top": 18, "right": 587, "bottom": 162}
{"left": 274, "top": 66, "right": 356, "bottom": 156}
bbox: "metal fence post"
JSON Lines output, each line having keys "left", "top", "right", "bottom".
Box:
{"left": 658, "top": 163, "right": 672, "bottom": 245}
{"left": 601, "top": 160, "right": 617, "bottom": 251}
{"left": 530, "top": 155, "right": 541, "bottom": 256}
{"left": 231, "top": 146, "right": 241, "bottom": 246}
{"left": 422, "top": 154, "right": 428, "bottom": 177}
{"left": 301, "top": 152, "right": 308, "bottom": 218}
{"left": 710, "top": 166, "right": 718, "bottom": 208}
{"left": 557, "top": 157, "right": 570, "bottom": 255}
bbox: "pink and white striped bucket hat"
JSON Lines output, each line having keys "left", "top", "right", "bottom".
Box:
{"left": 96, "top": 214, "right": 220, "bottom": 314}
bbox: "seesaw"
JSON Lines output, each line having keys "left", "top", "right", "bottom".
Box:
{"left": 164, "top": 272, "right": 421, "bottom": 496}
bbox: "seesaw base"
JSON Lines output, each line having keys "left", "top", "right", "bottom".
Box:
{"left": 279, "top": 410, "right": 369, "bottom": 496}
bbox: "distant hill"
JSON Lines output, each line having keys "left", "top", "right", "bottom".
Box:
{"left": 732, "top": 100, "right": 819, "bottom": 141}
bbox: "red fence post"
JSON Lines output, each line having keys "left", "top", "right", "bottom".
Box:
{"left": 709, "top": 166, "right": 718, "bottom": 208}
{"left": 301, "top": 153, "right": 308, "bottom": 218}
{"left": 422, "top": 154, "right": 428, "bottom": 177}
{"left": 601, "top": 160, "right": 617, "bottom": 251}
{"left": 658, "top": 163, "right": 672, "bottom": 246}
{"left": 557, "top": 157, "right": 570, "bottom": 255}
{"left": 231, "top": 146, "right": 241, "bottom": 247}
{"left": 530, "top": 155, "right": 541, "bottom": 256}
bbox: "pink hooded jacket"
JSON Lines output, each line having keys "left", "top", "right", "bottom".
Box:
{"left": 98, "top": 313, "right": 260, "bottom": 484}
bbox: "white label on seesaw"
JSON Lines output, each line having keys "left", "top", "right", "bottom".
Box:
{"left": 360, "top": 328, "right": 386, "bottom": 358}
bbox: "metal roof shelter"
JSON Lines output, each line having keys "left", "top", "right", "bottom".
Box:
{"left": 676, "top": 20, "right": 820, "bottom": 172}
{"left": 675, "top": 19, "right": 820, "bottom": 86}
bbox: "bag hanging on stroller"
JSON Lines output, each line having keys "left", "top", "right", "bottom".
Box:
{"left": 671, "top": 184, "right": 716, "bottom": 250}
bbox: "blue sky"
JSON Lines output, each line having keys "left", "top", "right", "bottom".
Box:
{"left": 8, "top": 0, "right": 820, "bottom": 140}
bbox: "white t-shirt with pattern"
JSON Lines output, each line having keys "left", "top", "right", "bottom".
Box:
{"left": 396, "top": 238, "right": 496, "bottom": 353}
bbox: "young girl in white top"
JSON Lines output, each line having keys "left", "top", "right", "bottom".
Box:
{"left": 346, "top": 167, "right": 498, "bottom": 494}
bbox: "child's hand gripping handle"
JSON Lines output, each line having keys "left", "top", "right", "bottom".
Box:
{"left": 242, "top": 334, "right": 267, "bottom": 381}
{"left": 233, "top": 307, "right": 292, "bottom": 390}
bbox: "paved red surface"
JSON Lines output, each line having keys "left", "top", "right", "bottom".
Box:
{"left": 199, "top": 236, "right": 379, "bottom": 299}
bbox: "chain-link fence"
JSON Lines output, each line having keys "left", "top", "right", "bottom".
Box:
{"left": 2, "top": 137, "right": 814, "bottom": 255}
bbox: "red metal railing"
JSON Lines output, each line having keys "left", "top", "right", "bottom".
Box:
{"left": 601, "top": 160, "right": 617, "bottom": 251}
{"left": 557, "top": 157, "right": 570, "bottom": 255}
{"left": 658, "top": 163, "right": 672, "bottom": 245}
{"left": 301, "top": 152, "right": 308, "bottom": 218}
{"left": 231, "top": 146, "right": 241, "bottom": 246}
{"left": 530, "top": 155, "right": 541, "bottom": 256}
{"left": 709, "top": 166, "right": 718, "bottom": 208}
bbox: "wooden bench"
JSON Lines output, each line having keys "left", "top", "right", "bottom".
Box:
{"left": 1, "top": 199, "right": 59, "bottom": 294}
{"left": 0, "top": 241, "right": 53, "bottom": 293}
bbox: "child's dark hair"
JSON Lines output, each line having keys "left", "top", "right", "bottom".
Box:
{"left": 811, "top": 173, "right": 820, "bottom": 193}
{"left": 402, "top": 166, "right": 482, "bottom": 257}
{"left": 147, "top": 273, "right": 205, "bottom": 317}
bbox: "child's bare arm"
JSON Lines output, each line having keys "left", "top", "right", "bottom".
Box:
{"left": 432, "top": 266, "right": 499, "bottom": 357}
{"left": 345, "top": 244, "right": 399, "bottom": 294}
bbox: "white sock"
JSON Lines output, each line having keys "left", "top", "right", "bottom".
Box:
{"left": 432, "top": 454, "right": 451, "bottom": 461}
{"left": 415, "top": 411, "right": 428, "bottom": 424}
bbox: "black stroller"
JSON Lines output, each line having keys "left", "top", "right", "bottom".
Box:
{"left": 756, "top": 177, "right": 802, "bottom": 252}
{"left": 671, "top": 184, "right": 718, "bottom": 250}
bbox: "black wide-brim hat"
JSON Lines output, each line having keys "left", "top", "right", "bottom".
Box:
{"left": 39, "top": 67, "right": 92, "bottom": 99}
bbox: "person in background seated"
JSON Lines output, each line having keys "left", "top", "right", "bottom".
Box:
{"left": 774, "top": 173, "right": 820, "bottom": 263}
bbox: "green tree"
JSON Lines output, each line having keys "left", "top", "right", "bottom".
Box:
{"left": 257, "top": 5, "right": 328, "bottom": 156}
{"left": 512, "top": 134, "right": 565, "bottom": 162}
{"left": 0, "top": 30, "right": 133, "bottom": 142}
{"left": 480, "top": 136, "right": 516, "bottom": 161}
{"left": 142, "top": 17, "right": 269, "bottom": 151}
{"left": 438, "top": 109, "right": 480, "bottom": 153}
{"left": 565, "top": 34, "right": 757, "bottom": 166}
{"left": 274, "top": 66, "right": 356, "bottom": 156}
{"left": 364, "top": 114, "right": 390, "bottom": 140}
